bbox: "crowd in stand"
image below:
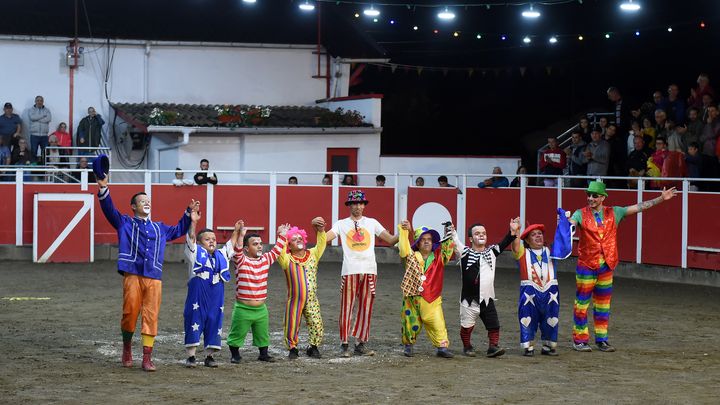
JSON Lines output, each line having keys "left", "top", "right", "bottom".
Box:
{"left": 0, "top": 96, "right": 106, "bottom": 182}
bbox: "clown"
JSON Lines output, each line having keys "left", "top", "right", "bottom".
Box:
{"left": 397, "top": 220, "right": 455, "bottom": 358}
{"left": 276, "top": 218, "right": 327, "bottom": 359}
{"left": 567, "top": 181, "right": 676, "bottom": 352}
{"left": 510, "top": 222, "right": 560, "bottom": 356}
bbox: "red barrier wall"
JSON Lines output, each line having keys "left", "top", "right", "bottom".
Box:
{"left": 407, "top": 186, "right": 458, "bottom": 228}
{"left": 36, "top": 200, "right": 91, "bottom": 262}
{"left": 276, "top": 186, "right": 332, "bottom": 245}
{"left": 338, "top": 186, "right": 395, "bottom": 246}
{"left": 687, "top": 193, "right": 720, "bottom": 270}
{"left": 465, "top": 188, "right": 519, "bottom": 245}
{"left": 0, "top": 184, "right": 15, "bottom": 244}
{"left": 152, "top": 185, "right": 207, "bottom": 244}
{"left": 526, "top": 187, "right": 559, "bottom": 241}
{"left": 641, "top": 190, "right": 682, "bottom": 267}
{"left": 214, "top": 185, "right": 270, "bottom": 242}
{"left": 23, "top": 184, "right": 83, "bottom": 244}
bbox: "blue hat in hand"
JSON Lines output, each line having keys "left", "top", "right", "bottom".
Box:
{"left": 92, "top": 154, "right": 110, "bottom": 180}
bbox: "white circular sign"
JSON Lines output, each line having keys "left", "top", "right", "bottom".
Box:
{"left": 411, "top": 202, "right": 452, "bottom": 235}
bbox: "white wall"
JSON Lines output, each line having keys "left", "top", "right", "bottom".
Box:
{"left": 380, "top": 156, "right": 522, "bottom": 189}
{"left": 0, "top": 37, "right": 340, "bottom": 138}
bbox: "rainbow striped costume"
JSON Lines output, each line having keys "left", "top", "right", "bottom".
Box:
{"left": 277, "top": 231, "right": 327, "bottom": 350}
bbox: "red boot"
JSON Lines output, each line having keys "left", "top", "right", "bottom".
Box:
{"left": 142, "top": 346, "right": 156, "bottom": 372}
{"left": 121, "top": 341, "right": 133, "bottom": 367}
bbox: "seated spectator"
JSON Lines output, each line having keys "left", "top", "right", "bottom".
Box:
{"left": 71, "top": 157, "right": 96, "bottom": 183}
{"left": 288, "top": 176, "right": 298, "bottom": 185}
{"left": 626, "top": 136, "right": 652, "bottom": 189}
{"left": 45, "top": 135, "right": 62, "bottom": 166}
{"left": 583, "top": 126, "right": 610, "bottom": 180}
{"left": 173, "top": 168, "right": 194, "bottom": 187}
{"left": 647, "top": 137, "right": 686, "bottom": 190}
{"left": 194, "top": 158, "right": 218, "bottom": 185}
{"left": 539, "top": 136, "right": 566, "bottom": 187}
{"left": 641, "top": 116, "right": 657, "bottom": 148}
{"left": 665, "top": 120, "right": 684, "bottom": 152}
{"left": 50, "top": 122, "right": 72, "bottom": 154}
{"left": 685, "top": 142, "right": 707, "bottom": 191}
{"left": 0, "top": 102, "right": 22, "bottom": 150}
{"left": 478, "top": 167, "right": 509, "bottom": 188}
{"left": 415, "top": 176, "right": 425, "bottom": 187}
{"left": 0, "top": 136, "right": 10, "bottom": 165}
{"left": 652, "top": 90, "right": 664, "bottom": 109}
{"left": 509, "top": 166, "right": 527, "bottom": 187}
{"left": 321, "top": 174, "right": 331, "bottom": 185}
{"left": 10, "top": 137, "right": 34, "bottom": 166}
{"left": 659, "top": 84, "right": 686, "bottom": 125}
{"left": 564, "top": 130, "right": 587, "bottom": 188}
{"left": 375, "top": 175, "right": 386, "bottom": 186}
{"left": 688, "top": 73, "right": 715, "bottom": 109}
{"left": 341, "top": 174, "right": 355, "bottom": 186}
{"left": 438, "top": 175, "right": 462, "bottom": 194}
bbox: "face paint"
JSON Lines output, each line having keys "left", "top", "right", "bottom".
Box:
{"left": 296, "top": 243, "right": 304, "bottom": 249}
{"left": 142, "top": 206, "right": 151, "bottom": 214}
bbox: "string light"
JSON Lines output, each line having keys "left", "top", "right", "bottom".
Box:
{"left": 578, "top": 35, "right": 584, "bottom": 40}
{"left": 700, "top": 21, "right": 706, "bottom": 28}
{"left": 667, "top": 27, "right": 672, "bottom": 32}
{"left": 549, "top": 36, "right": 558, "bottom": 44}
{"left": 635, "top": 30, "right": 640, "bottom": 36}
{"left": 476, "top": 34, "right": 482, "bottom": 39}
{"left": 433, "top": 29, "right": 439, "bottom": 34}
{"left": 521, "top": 4, "right": 541, "bottom": 19}
{"left": 438, "top": 7, "right": 456, "bottom": 21}
{"left": 523, "top": 36, "right": 532, "bottom": 44}
{"left": 363, "top": 5, "right": 380, "bottom": 17}
{"left": 354, "top": 12, "right": 360, "bottom": 18}
{"left": 501, "top": 35, "right": 507, "bottom": 41}
{"left": 605, "top": 33, "right": 611, "bottom": 38}
{"left": 298, "top": 1, "right": 315, "bottom": 11}
{"left": 373, "top": 18, "right": 378, "bottom": 22}
{"left": 453, "top": 31, "right": 460, "bottom": 37}
{"left": 413, "top": 25, "right": 418, "bottom": 30}
{"left": 619, "top": 0, "right": 641, "bottom": 12}
{"left": 390, "top": 20, "right": 395, "bottom": 24}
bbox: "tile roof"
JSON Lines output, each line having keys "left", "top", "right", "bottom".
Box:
{"left": 111, "top": 103, "right": 371, "bottom": 131}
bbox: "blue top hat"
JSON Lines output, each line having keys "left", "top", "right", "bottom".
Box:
{"left": 92, "top": 154, "right": 110, "bottom": 180}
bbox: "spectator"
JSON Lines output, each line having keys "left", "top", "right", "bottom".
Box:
{"left": 341, "top": 174, "right": 355, "bottom": 186}
{"left": 172, "top": 168, "right": 194, "bottom": 187}
{"left": 652, "top": 137, "right": 686, "bottom": 190}
{"left": 700, "top": 104, "right": 720, "bottom": 184}
{"left": 641, "top": 116, "right": 657, "bottom": 149}
{"left": 10, "top": 137, "right": 34, "bottom": 166}
{"left": 539, "top": 136, "right": 566, "bottom": 187}
{"left": 45, "top": 135, "right": 62, "bottom": 166}
{"left": 605, "top": 124, "right": 627, "bottom": 188}
{"left": 626, "top": 136, "right": 652, "bottom": 189}
{"left": 626, "top": 120, "right": 641, "bottom": 156}
{"left": 582, "top": 126, "right": 610, "bottom": 179}
{"left": 76, "top": 107, "right": 104, "bottom": 154}
{"left": 438, "top": 175, "right": 462, "bottom": 194}
{"left": 50, "top": 122, "right": 72, "bottom": 153}
{"left": 598, "top": 116, "right": 609, "bottom": 136}
{"left": 72, "top": 157, "right": 96, "bottom": 183}
{"left": 478, "top": 167, "right": 509, "bottom": 188}
{"left": 28, "top": 95, "right": 52, "bottom": 158}
{"left": 579, "top": 117, "right": 591, "bottom": 142}
{"left": 288, "top": 176, "right": 298, "bottom": 185}
{"left": 375, "top": 175, "right": 386, "bottom": 186}
{"left": 652, "top": 91, "right": 664, "bottom": 109}
{"left": 688, "top": 73, "right": 715, "bottom": 109}
{"left": 654, "top": 109, "right": 670, "bottom": 139}
{"left": 194, "top": 159, "right": 218, "bottom": 185}
{"left": 321, "top": 174, "right": 331, "bottom": 185}
{"left": 509, "top": 166, "right": 527, "bottom": 188}
{"left": 0, "top": 102, "right": 22, "bottom": 150}
{"left": 565, "top": 130, "right": 587, "bottom": 188}
{"left": 685, "top": 142, "right": 712, "bottom": 191}
{"left": 415, "top": 176, "right": 425, "bottom": 187}
{"left": 607, "top": 86, "right": 631, "bottom": 134}
{"left": 0, "top": 136, "right": 9, "bottom": 182}
{"left": 701, "top": 93, "right": 715, "bottom": 122}
{"left": 678, "top": 107, "right": 703, "bottom": 149}
{"left": 665, "top": 120, "right": 684, "bottom": 153}
{"left": 659, "top": 84, "right": 686, "bottom": 125}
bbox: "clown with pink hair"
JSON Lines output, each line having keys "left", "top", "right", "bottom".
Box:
{"left": 276, "top": 216, "right": 328, "bottom": 359}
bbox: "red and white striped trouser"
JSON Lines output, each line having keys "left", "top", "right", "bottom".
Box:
{"left": 339, "top": 273, "right": 376, "bottom": 344}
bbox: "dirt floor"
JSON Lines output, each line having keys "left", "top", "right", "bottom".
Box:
{"left": 1, "top": 259, "right": 719, "bottom": 404}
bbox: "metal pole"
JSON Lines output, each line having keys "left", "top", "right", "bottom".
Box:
{"left": 635, "top": 179, "right": 643, "bottom": 264}
{"left": 269, "top": 172, "right": 277, "bottom": 244}
{"left": 681, "top": 180, "right": 689, "bottom": 269}
{"left": 520, "top": 175, "right": 527, "bottom": 227}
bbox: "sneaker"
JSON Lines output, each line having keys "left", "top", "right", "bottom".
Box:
{"left": 486, "top": 346, "right": 506, "bottom": 358}
{"left": 185, "top": 356, "right": 197, "bottom": 368}
{"left": 572, "top": 342, "right": 593, "bottom": 352}
{"left": 306, "top": 345, "right": 322, "bottom": 359}
{"left": 288, "top": 348, "right": 299, "bottom": 360}
{"left": 403, "top": 344, "right": 414, "bottom": 357}
{"left": 541, "top": 345, "right": 558, "bottom": 356}
{"left": 463, "top": 346, "right": 476, "bottom": 357}
{"left": 204, "top": 355, "right": 218, "bottom": 368}
{"left": 436, "top": 347, "right": 454, "bottom": 358}
{"left": 229, "top": 346, "right": 242, "bottom": 364}
{"left": 596, "top": 341, "right": 616, "bottom": 352}
{"left": 523, "top": 347, "right": 534, "bottom": 357}
{"left": 354, "top": 342, "right": 375, "bottom": 356}
{"left": 340, "top": 343, "right": 352, "bottom": 358}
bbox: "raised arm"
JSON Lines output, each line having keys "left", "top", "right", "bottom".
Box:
{"left": 311, "top": 217, "right": 327, "bottom": 260}
{"left": 510, "top": 218, "right": 523, "bottom": 257}
{"left": 378, "top": 228, "right": 399, "bottom": 246}
{"left": 96, "top": 176, "right": 123, "bottom": 229}
{"left": 232, "top": 220, "right": 247, "bottom": 263}
{"left": 494, "top": 217, "right": 520, "bottom": 256}
{"left": 397, "top": 220, "right": 412, "bottom": 258}
{"left": 625, "top": 187, "right": 677, "bottom": 216}
{"left": 165, "top": 199, "right": 196, "bottom": 241}
{"left": 263, "top": 223, "right": 290, "bottom": 264}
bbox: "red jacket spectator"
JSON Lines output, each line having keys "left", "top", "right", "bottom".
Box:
{"left": 539, "top": 137, "right": 567, "bottom": 176}
{"left": 688, "top": 74, "right": 715, "bottom": 109}
{"left": 50, "top": 123, "right": 72, "bottom": 148}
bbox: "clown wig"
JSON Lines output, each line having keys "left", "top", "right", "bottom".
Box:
{"left": 286, "top": 226, "right": 308, "bottom": 244}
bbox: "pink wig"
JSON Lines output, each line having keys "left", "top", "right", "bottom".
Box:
{"left": 286, "top": 226, "right": 308, "bottom": 244}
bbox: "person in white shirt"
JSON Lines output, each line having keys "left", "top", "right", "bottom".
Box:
{"left": 173, "top": 168, "right": 194, "bottom": 187}
{"left": 324, "top": 189, "right": 399, "bottom": 357}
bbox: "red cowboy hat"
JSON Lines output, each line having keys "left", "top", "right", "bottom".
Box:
{"left": 520, "top": 224, "right": 545, "bottom": 240}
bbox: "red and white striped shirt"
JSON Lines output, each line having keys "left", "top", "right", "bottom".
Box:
{"left": 232, "top": 235, "right": 286, "bottom": 301}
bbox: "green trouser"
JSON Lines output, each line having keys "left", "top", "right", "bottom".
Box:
{"left": 227, "top": 301, "right": 270, "bottom": 348}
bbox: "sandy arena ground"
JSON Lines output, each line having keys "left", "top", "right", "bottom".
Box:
{"left": 1, "top": 259, "right": 719, "bottom": 404}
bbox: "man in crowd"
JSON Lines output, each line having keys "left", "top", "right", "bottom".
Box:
{"left": 28, "top": 95, "right": 51, "bottom": 158}
{"left": 0, "top": 102, "right": 22, "bottom": 149}
{"left": 626, "top": 136, "right": 652, "bottom": 189}
{"left": 173, "top": 168, "right": 194, "bottom": 187}
{"left": 477, "top": 167, "right": 509, "bottom": 188}
{"left": 605, "top": 124, "right": 627, "bottom": 189}
{"left": 288, "top": 176, "right": 298, "bottom": 184}
{"left": 326, "top": 190, "right": 399, "bottom": 357}
{"left": 583, "top": 126, "right": 610, "bottom": 180}
{"left": 659, "top": 84, "right": 686, "bottom": 126}
{"left": 565, "top": 130, "right": 587, "bottom": 188}
{"left": 194, "top": 158, "right": 218, "bottom": 185}
{"left": 539, "top": 137, "right": 566, "bottom": 187}
{"left": 375, "top": 175, "right": 386, "bottom": 186}
{"left": 76, "top": 106, "right": 105, "bottom": 154}
{"left": 607, "top": 86, "right": 631, "bottom": 134}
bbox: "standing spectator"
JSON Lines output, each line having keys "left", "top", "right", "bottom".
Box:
{"left": 477, "top": 167, "right": 509, "bottom": 188}
{"left": 0, "top": 136, "right": 11, "bottom": 180}
{"left": 539, "top": 136, "right": 566, "bottom": 187}
{"left": 194, "top": 159, "right": 218, "bottom": 185}
{"left": 701, "top": 94, "right": 715, "bottom": 122}
{"left": 652, "top": 91, "right": 664, "bottom": 109}
{"left": 415, "top": 177, "right": 425, "bottom": 187}
{"left": 375, "top": 175, "right": 386, "bottom": 187}
{"left": 10, "top": 137, "right": 34, "bottom": 166}
{"left": 605, "top": 124, "right": 627, "bottom": 188}
{"left": 626, "top": 120, "right": 641, "bottom": 156}
{"left": 341, "top": 174, "right": 355, "bottom": 186}
{"left": 0, "top": 102, "right": 22, "bottom": 149}
{"left": 659, "top": 84, "right": 686, "bottom": 125}
{"left": 172, "top": 168, "right": 194, "bottom": 187}
{"left": 700, "top": 105, "right": 720, "bottom": 186}
{"left": 582, "top": 127, "right": 610, "bottom": 179}
{"left": 679, "top": 107, "right": 703, "bottom": 150}
{"left": 626, "top": 136, "right": 652, "bottom": 189}
{"left": 598, "top": 117, "right": 609, "bottom": 136}
{"left": 607, "top": 86, "right": 631, "bottom": 134}
{"left": 685, "top": 142, "right": 710, "bottom": 191}
{"left": 579, "top": 117, "right": 591, "bottom": 142}
{"left": 688, "top": 73, "right": 715, "bottom": 109}
{"left": 50, "top": 122, "right": 72, "bottom": 154}
{"left": 76, "top": 107, "right": 105, "bottom": 154}
{"left": 565, "top": 130, "right": 587, "bottom": 188}
{"left": 654, "top": 109, "right": 670, "bottom": 140}
{"left": 288, "top": 176, "right": 298, "bottom": 185}
{"left": 28, "top": 95, "right": 52, "bottom": 158}
{"left": 665, "top": 120, "right": 685, "bottom": 153}
{"left": 648, "top": 137, "right": 686, "bottom": 190}
{"left": 509, "top": 166, "right": 527, "bottom": 188}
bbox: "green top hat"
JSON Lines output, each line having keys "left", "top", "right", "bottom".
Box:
{"left": 586, "top": 181, "right": 608, "bottom": 197}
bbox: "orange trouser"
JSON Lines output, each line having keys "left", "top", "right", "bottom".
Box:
{"left": 121, "top": 274, "right": 162, "bottom": 337}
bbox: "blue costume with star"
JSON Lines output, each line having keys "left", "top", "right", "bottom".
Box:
{"left": 183, "top": 238, "right": 231, "bottom": 350}
{"left": 516, "top": 246, "right": 560, "bottom": 348}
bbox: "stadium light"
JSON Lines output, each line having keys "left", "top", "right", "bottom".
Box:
{"left": 438, "top": 7, "right": 456, "bottom": 21}
{"left": 522, "top": 5, "right": 541, "bottom": 19}
{"left": 242, "top": 0, "right": 257, "bottom": 4}
{"left": 619, "top": 1, "right": 641, "bottom": 12}
{"left": 549, "top": 36, "right": 558, "bottom": 44}
{"left": 298, "top": 1, "right": 315, "bottom": 11}
{"left": 363, "top": 5, "right": 380, "bottom": 17}
{"left": 523, "top": 36, "right": 532, "bottom": 44}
